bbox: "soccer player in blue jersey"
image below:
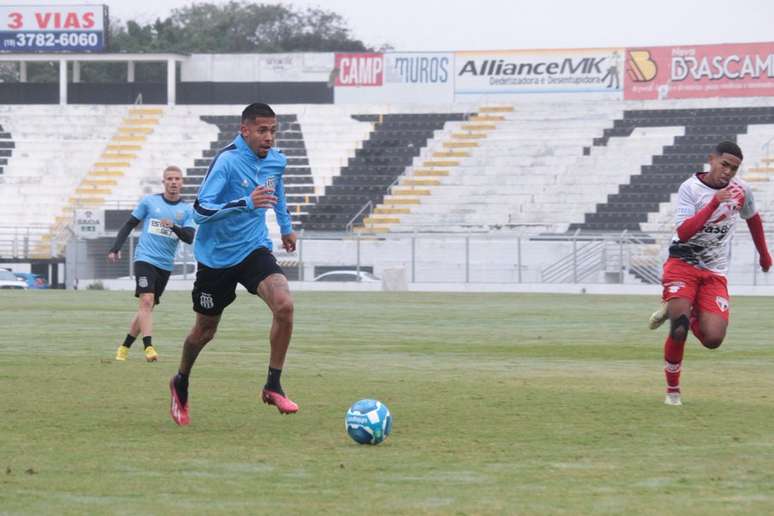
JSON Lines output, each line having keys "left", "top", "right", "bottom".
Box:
{"left": 108, "top": 166, "right": 195, "bottom": 362}
{"left": 169, "top": 103, "right": 298, "bottom": 426}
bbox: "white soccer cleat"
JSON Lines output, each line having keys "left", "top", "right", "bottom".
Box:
{"left": 649, "top": 303, "right": 669, "bottom": 330}
{"left": 664, "top": 392, "right": 682, "bottom": 406}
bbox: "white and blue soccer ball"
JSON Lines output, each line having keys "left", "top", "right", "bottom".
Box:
{"left": 345, "top": 399, "right": 392, "bottom": 445}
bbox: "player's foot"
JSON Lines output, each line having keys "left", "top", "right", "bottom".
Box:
{"left": 144, "top": 345, "right": 159, "bottom": 362}
{"left": 664, "top": 392, "right": 682, "bottom": 406}
{"left": 169, "top": 374, "right": 190, "bottom": 426}
{"left": 115, "top": 345, "right": 129, "bottom": 361}
{"left": 649, "top": 302, "right": 668, "bottom": 330}
{"left": 262, "top": 388, "right": 299, "bottom": 414}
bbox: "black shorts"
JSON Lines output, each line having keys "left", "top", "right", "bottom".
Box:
{"left": 192, "top": 247, "right": 285, "bottom": 316}
{"left": 134, "top": 261, "right": 171, "bottom": 305}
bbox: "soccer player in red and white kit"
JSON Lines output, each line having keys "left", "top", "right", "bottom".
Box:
{"left": 649, "top": 141, "right": 771, "bottom": 406}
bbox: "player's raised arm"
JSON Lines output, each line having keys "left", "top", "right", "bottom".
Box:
{"left": 193, "top": 163, "right": 259, "bottom": 224}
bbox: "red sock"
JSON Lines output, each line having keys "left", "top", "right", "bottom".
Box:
{"left": 663, "top": 336, "right": 685, "bottom": 393}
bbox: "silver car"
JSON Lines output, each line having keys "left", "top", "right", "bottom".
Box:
{"left": 0, "top": 269, "right": 28, "bottom": 289}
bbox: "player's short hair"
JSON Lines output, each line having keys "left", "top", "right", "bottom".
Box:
{"left": 714, "top": 141, "right": 743, "bottom": 161}
{"left": 163, "top": 165, "right": 182, "bottom": 178}
{"left": 241, "top": 103, "right": 276, "bottom": 123}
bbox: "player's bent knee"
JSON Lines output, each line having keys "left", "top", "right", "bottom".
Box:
{"left": 273, "top": 299, "right": 294, "bottom": 322}
{"left": 701, "top": 335, "right": 724, "bottom": 349}
{"left": 669, "top": 314, "right": 689, "bottom": 341}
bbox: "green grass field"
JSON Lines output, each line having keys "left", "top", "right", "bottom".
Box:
{"left": 2, "top": 290, "right": 774, "bottom": 514}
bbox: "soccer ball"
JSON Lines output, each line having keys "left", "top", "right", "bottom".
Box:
{"left": 345, "top": 399, "right": 392, "bottom": 445}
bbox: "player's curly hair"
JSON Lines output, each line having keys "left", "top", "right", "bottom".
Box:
{"left": 714, "top": 141, "right": 743, "bottom": 161}
{"left": 241, "top": 103, "right": 276, "bottom": 122}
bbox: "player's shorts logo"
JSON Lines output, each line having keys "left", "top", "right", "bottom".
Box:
{"left": 200, "top": 292, "right": 214, "bottom": 310}
{"left": 138, "top": 276, "right": 148, "bottom": 288}
{"left": 715, "top": 296, "right": 729, "bottom": 312}
{"left": 666, "top": 281, "right": 685, "bottom": 293}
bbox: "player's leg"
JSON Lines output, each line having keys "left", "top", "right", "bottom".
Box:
{"left": 115, "top": 311, "right": 139, "bottom": 361}
{"left": 142, "top": 266, "right": 170, "bottom": 362}
{"left": 170, "top": 263, "right": 235, "bottom": 426}
{"left": 692, "top": 273, "right": 730, "bottom": 349}
{"left": 257, "top": 273, "right": 298, "bottom": 414}
{"left": 664, "top": 298, "right": 692, "bottom": 405}
{"left": 660, "top": 258, "right": 700, "bottom": 405}
{"left": 116, "top": 262, "right": 156, "bottom": 361}
{"left": 169, "top": 313, "right": 221, "bottom": 426}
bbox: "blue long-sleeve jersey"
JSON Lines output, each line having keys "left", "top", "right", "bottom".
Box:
{"left": 193, "top": 134, "right": 293, "bottom": 269}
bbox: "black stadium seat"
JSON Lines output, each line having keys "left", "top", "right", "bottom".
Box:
{"left": 570, "top": 106, "right": 774, "bottom": 234}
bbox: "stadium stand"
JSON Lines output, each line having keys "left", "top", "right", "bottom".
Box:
{"left": 570, "top": 106, "right": 774, "bottom": 232}
{"left": 354, "top": 102, "right": 624, "bottom": 233}
{"left": 0, "top": 122, "right": 12, "bottom": 176}
{"left": 300, "top": 112, "right": 470, "bottom": 231}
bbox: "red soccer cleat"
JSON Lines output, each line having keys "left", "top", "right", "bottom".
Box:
{"left": 169, "top": 376, "right": 190, "bottom": 426}
{"left": 262, "top": 388, "right": 299, "bottom": 414}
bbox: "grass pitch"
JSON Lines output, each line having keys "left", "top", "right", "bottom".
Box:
{"left": 2, "top": 290, "right": 774, "bottom": 514}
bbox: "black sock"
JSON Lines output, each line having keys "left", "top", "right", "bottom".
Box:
{"left": 265, "top": 367, "right": 284, "bottom": 395}
{"left": 174, "top": 371, "right": 189, "bottom": 406}
{"left": 142, "top": 336, "right": 152, "bottom": 349}
{"left": 122, "top": 334, "right": 136, "bottom": 348}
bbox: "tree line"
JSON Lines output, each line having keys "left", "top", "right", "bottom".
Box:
{"left": 2, "top": 1, "right": 382, "bottom": 82}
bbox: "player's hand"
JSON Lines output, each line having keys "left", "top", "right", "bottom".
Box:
{"left": 159, "top": 219, "right": 174, "bottom": 228}
{"left": 714, "top": 187, "right": 735, "bottom": 204}
{"left": 251, "top": 185, "right": 277, "bottom": 209}
{"left": 107, "top": 251, "right": 121, "bottom": 263}
{"left": 282, "top": 232, "right": 297, "bottom": 253}
{"left": 760, "top": 252, "right": 772, "bottom": 272}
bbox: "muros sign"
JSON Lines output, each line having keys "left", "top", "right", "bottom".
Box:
{"left": 0, "top": 4, "right": 107, "bottom": 52}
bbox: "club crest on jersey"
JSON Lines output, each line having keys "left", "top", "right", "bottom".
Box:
{"left": 175, "top": 211, "right": 185, "bottom": 222}
{"left": 715, "top": 296, "right": 729, "bottom": 312}
{"left": 199, "top": 292, "right": 214, "bottom": 310}
{"left": 138, "top": 276, "right": 149, "bottom": 288}
{"left": 666, "top": 281, "right": 685, "bottom": 293}
{"left": 241, "top": 179, "right": 249, "bottom": 187}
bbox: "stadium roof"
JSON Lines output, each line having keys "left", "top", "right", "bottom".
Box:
{"left": 0, "top": 53, "right": 189, "bottom": 104}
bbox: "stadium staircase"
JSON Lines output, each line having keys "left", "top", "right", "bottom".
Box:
{"left": 351, "top": 101, "right": 627, "bottom": 233}
{"left": 0, "top": 122, "right": 12, "bottom": 176}
{"left": 569, "top": 107, "right": 774, "bottom": 233}
{"left": 181, "top": 114, "right": 313, "bottom": 233}
{"left": 34, "top": 107, "right": 164, "bottom": 257}
{"left": 299, "top": 112, "right": 469, "bottom": 232}
{"left": 356, "top": 108, "right": 506, "bottom": 233}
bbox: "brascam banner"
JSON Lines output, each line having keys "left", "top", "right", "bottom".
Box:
{"left": 453, "top": 48, "right": 623, "bottom": 95}
{"left": 0, "top": 4, "right": 107, "bottom": 52}
{"left": 625, "top": 42, "right": 774, "bottom": 100}
{"left": 335, "top": 52, "right": 454, "bottom": 103}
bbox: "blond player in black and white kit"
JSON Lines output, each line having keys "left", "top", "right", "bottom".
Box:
{"left": 649, "top": 141, "right": 771, "bottom": 406}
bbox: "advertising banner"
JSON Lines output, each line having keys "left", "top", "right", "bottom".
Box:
{"left": 624, "top": 42, "right": 774, "bottom": 100}
{"left": 0, "top": 4, "right": 106, "bottom": 52}
{"left": 182, "top": 53, "right": 334, "bottom": 82}
{"left": 453, "top": 48, "right": 623, "bottom": 95}
{"left": 334, "top": 52, "right": 454, "bottom": 103}
{"left": 74, "top": 208, "right": 104, "bottom": 239}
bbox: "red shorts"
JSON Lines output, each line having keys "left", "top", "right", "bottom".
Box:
{"left": 661, "top": 257, "right": 730, "bottom": 321}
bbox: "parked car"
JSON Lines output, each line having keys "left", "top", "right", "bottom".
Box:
{"left": 0, "top": 269, "right": 28, "bottom": 289}
{"left": 312, "top": 270, "right": 381, "bottom": 283}
{"left": 14, "top": 272, "right": 49, "bottom": 289}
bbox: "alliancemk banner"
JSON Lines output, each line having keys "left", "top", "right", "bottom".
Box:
{"left": 453, "top": 48, "right": 623, "bottom": 95}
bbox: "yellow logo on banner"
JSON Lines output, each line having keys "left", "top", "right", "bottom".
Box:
{"left": 627, "top": 50, "right": 658, "bottom": 82}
